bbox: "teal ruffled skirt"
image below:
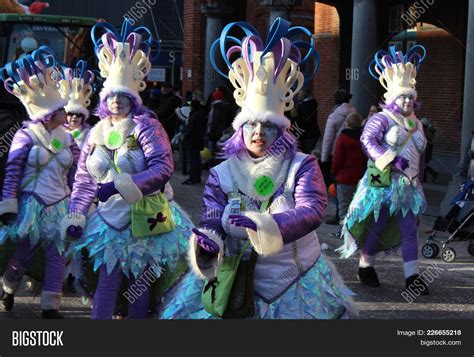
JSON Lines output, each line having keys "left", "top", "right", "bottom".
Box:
{"left": 71, "top": 201, "right": 193, "bottom": 280}
{"left": 0, "top": 194, "right": 68, "bottom": 253}
{"left": 159, "top": 254, "right": 357, "bottom": 319}
{"left": 346, "top": 171, "right": 426, "bottom": 227}
{"left": 338, "top": 171, "right": 427, "bottom": 258}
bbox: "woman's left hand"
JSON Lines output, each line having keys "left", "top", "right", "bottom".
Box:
{"left": 97, "top": 182, "right": 119, "bottom": 202}
{"left": 229, "top": 214, "right": 257, "bottom": 231}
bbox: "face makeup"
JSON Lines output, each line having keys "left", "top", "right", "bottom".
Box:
{"left": 394, "top": 94, "right": 415, "bottom": 117}
{"left": 106, "top": 93, "right": 132, "bottom": 117}
{"left": 243, "top": 121, "right": 279, "bottom": 158}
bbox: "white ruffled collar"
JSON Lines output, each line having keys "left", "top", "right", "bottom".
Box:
{"left": 88, "top": 115, "right": 136, "bottom": 150}
{"left": 27, "top": 122, "right": 68, "bottom": 154}
{"left": 228, "top": 151, "right": 291, "bottom": 201}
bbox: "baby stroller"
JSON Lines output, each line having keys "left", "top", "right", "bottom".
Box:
{"left": 422, "top": 180, "right": 474, "bottom": 262}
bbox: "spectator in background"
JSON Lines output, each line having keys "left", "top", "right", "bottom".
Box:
{"left": 182, "top": 90, "right": 207, "bottom": 185}
{"left": 363, "top": 104, "right": 379, "bottom": 127}
{"left": 460, "top": 130, "right": 474, "bottom": 179}
{"left": 145, "top": 88, "right": 161, "bottom": 112}
{"left": 321, "top": 88, "right": 356, "bottom": 224}
{"left": 173, "top": 92, "right": 193, "bottom": 175}
{"left": 295, "top": 88, "right": 320, "bottom": 154}
{"left": 207, "top": 88, "right": 234, "bottom": 154}
{"left": 421, "top": 117, "right": 439, "bottom": 182}
{"left": 331, "top": 112, "right": 367, "bottom": 225}
{"left": 157, "top": 82, "right": 181, "bottom": 140}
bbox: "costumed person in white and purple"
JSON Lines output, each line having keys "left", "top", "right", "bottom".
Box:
{"left": 337, "top": 46, "right": 429, "bottom": 294}
{"left": 160, "top": 19, "right": 357, "bottom": 319}
{"left": 0, "top": 47, "right": 80, "bottom": 318}
{"left": 59, "top": 60, "right": 95, "bottom": 293}
{"left": 60, "top": 20, "right": 193, "bottom": 319}
{"left": 62, "top": 60, "right": 94, "bottom": 150}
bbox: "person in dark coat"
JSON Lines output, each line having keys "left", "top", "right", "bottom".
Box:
{"left": 420, "top": 117, "right": 439, "bottom": 182}
{"left": 331, "top": 112, "right": 367, "bottom": 224}
{"left": 182, "top": 91, "right": 207, "bottom": 185}
{"left": 207, "top": 89, "right": 234, "bottom": 154}
{"left": 156, "top": 82, "right": 181, "bottom": 140}
{"left": 295, "top": 88, "right": 320, "bottom": 154}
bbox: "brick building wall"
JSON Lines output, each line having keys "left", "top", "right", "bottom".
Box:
{"left": 415, "top": 26, "right": 464, "bottom": 157}
{"left": 310, "top": 1, "right": 465, "bottom": 157}
{"left": 313, "top": 2, "right": 340, "bottom": 139}
{"left": 182, "top": 1, "right": 206, "bottom": 94}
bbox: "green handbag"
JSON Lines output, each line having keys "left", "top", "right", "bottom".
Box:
{"left": 201, "top": 199, "right": 270, "bottom": 318}
{"left": 201, "top": 240, "right": 251, "bottom": 318}
{"left": 131, "top": 192, "right": 176, "bottom": 238}
{"left": 367, "top": 160, "right": 391, "bottom": 188}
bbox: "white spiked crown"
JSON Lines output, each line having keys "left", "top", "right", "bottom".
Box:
{"left": 59, "top": 61, "right": 95, "bottom": 118}
{"left": 211, "top": 18, "right": 319, "bottom": 130}
{"left": 92, "top": 19, "right": 158, "bottom": 104}
{"left": 370, "top": 45, "right": 426, "bottom": 104}
{"left": 1, "top": 47, "right": 67, "bottom": 120}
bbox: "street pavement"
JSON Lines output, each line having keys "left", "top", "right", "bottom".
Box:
{"left": 1, "top": 154, "right": 473, "bottom": 319}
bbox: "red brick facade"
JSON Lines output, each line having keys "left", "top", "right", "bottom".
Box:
{"left": 415, "top": 26, "right": 464, "bottom": 156}
{"left": 182, "top": 1, "right": 206, "bottom": 94}
{"left": 313, "top": 2, "right": 340, "bottom": 139}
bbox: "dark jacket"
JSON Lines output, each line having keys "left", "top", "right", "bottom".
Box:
{"left": 157, "top": 92, "right": 182, "bottom": 139}
{"left": 296, "top": 96, "right": 320, "bottom": 140}
{"left": 331, "top": 128, "right": 367, "bottom": 185}
{"left": 184, "top": 104, "right": 207, "bottom": 150}
{"left": 208, "top": 100, "right": 234, "bottom": 143}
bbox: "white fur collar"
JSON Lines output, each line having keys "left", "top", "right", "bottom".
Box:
{"left": 383, "top": 109, "right": 418, "bottom": 132}
{"left": 228, "top": 151, "right": 291, "bottom": 201}
{"left": 88, "top": 115, "right": 136, "bottom": 150}
{"left": 27, "top": 122, "right": 68, "bottom": 154}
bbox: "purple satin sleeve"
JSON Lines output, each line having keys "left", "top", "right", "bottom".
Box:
{"left": 360, "top": 113, "right": 391, "bottom": 162}
{"left": 68, "top": 138, "right": 98, "bottom": 216}
{"left": 67, "top": 137, "right": 81, "bottom": 191}
{"left": 131, "top": 117, "right": 173, "bottom": 195}
{"left": 272, "top": 155, "right": 328, "bottom": 244}
{"left": 1, "top": 129, "right": 33, "bottom": 200}
{"left": 199, "top": 168, "right": 227, "bottom": 237}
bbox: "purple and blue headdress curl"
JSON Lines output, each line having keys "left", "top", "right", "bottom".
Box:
{"left": 210, "top": 17, "right": 319, "bottom": 83}
{"left": 369, "top": 44, "right": 426, "bottom": 105}
{"left": 0, "top": 46, "right": 68, "bottom": 120}
{"left": 90, "top": 18, "right": 160, "bottom": 104}
{"left": 59, "top": 60, "right": 96, "bottom": 121}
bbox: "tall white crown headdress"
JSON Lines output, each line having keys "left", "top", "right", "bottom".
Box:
{"left": 211, "top": 18, "right": 319, "bottom": 130}
{"left": 369, "top": 45, "right": 426, "bottom": 104}
{"left": 59, "top": 60, "right": 95, "bottom": 118}
{"left": 0, "top": 46, "right": 67, "bottom": 120}
{"left": 91, "top": 19, "right": 160, "bottom": 104}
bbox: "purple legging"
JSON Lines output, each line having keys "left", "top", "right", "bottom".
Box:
{"left": 361, "top": 205, "right": 418, "bottom": 262}
{"left": 4, "top": 240, "right": 66, "bottom": 293}
{"left": 92, "top": 265, "right": 151, "bottom": 320}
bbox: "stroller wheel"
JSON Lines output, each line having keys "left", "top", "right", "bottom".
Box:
{"left": 441, "top": 248, "right": 456, "bottom": 263}
{"left": 468, "top": 244, "right": 474, "bottom": 256}
{"left": 422, "top": 243, "right": 438, "bottom": 259}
